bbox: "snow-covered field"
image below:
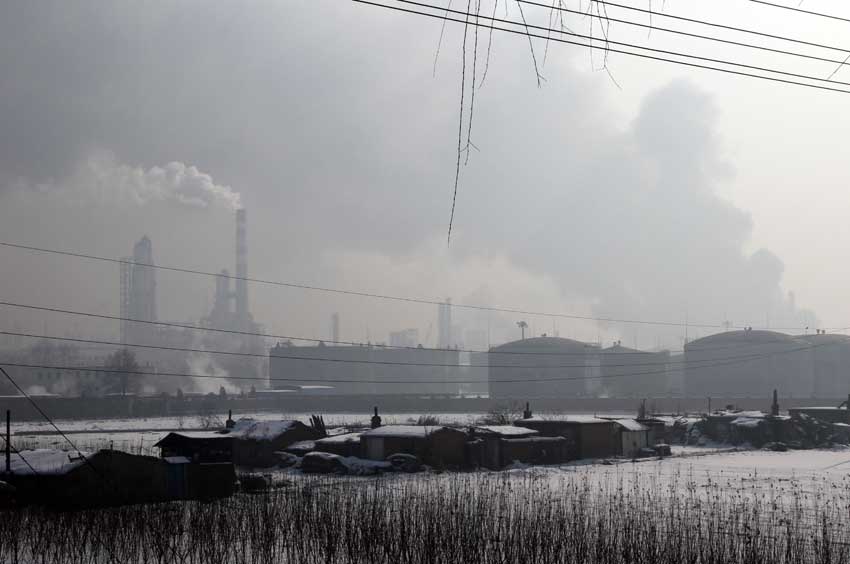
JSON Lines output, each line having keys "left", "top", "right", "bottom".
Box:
{"left": 10, "top": 412, "right": 493, "bottom": 455}
{"left": 14, "top": 413, "right": 850, "bottom": 506}
{"left": 10, "top": 411, "right": 486, "bottom": 434}
{"left": 506, "top": 446, "right": 850, "bottom": 506}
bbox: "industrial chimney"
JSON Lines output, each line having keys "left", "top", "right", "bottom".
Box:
{"left": 235, "top": 209, "right": 248, "bottom": 323}
{"left": 332, "top": 313, "right": 340, "bottom": 344}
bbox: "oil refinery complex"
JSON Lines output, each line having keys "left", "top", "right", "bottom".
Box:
{"left": 2, "top": 208, "right": 849, "bottom": 403}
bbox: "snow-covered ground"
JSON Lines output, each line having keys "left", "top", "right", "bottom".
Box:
{"left": 8, "top": 413, "right": 486, "bottom": 455}
{"left": 9, "top": 412, "right": 487, "bottom": 434}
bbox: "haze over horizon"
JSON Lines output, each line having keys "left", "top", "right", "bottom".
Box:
{"left": 2, "top": 0, "right": 848, "bottom": 352}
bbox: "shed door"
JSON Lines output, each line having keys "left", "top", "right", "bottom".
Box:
{"left": 366, "top": 437, "right": 384, "bottom": 460}
{"left": 166, "top": 463, "right": 187, "bottom": 500}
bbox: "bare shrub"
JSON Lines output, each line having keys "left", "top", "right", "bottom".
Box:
{"left": 415, "top": 414, "right": 441, "bottom": 426}
{"left": 476, "top": 401, "right": 523, "bottom": 425}
{"left": 3, "top": 470, "right": 850, "bottom": 563}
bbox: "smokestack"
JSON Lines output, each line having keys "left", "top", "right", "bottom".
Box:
{"left": 332, "top": 313, "right": 340, "bottom": 344}
{"left": 235, "top": 209, "right": 248, "bottom": 321}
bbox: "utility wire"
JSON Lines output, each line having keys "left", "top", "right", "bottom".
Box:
{"left": 0, "top": 241, "right": 815, "bottom": 331}
{"left": 353, "top": 0, "right": 850, "bottom": 90}
{"left": 0, "top": 300, "right": 822, "bottom": 357}
{"left": 0, "top": 367, "right": 92, "bottom": 460}
{"left": 0, "top": 432, "right": 39, "bottom": 476}
{"left": 749, "top": 0, "right": 850, "bottom": 24}
{"left": 388, "top": 0, "right": 850, "bottom": 88}
{"left": 591, "top": 0, "right": 850, "bottom": 54}
{"left": 520, "top": 0, "right": 850, "bottom": 68}
{"left": 1, "top": 338, "right": 842, "bottom": 384}
{"left": 0, "top": 329, "right": 802, "bottom": 370}
{"left": 0, "top": 366, "right": 127, "bottom": 564}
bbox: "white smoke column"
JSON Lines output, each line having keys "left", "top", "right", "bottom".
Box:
{"left": 62, "top": 152, "right": 242, "bottom": 210}
{"left": 185, "top": 331, "right": 233, "bottom": 394}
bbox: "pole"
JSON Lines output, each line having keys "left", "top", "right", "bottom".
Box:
{"left": 5, "top": 409, "right": 10, "bottom": 475}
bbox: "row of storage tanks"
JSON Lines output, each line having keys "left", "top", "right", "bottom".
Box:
{"left": 269, "top": 331, "right": 850, "bottom": 399}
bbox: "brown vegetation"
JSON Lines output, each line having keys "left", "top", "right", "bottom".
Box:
{"left": 3, "top": 469, "right": 850, "bottom": 563}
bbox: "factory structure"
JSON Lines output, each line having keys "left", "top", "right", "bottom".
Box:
{"left": 488, "top": 337, "right": 600, "bottom": 399}
{"left": 269, "top": 341, "right": 463, "bottom": 395}
{"left": 4, "top": 209, "right": 264, "bottom": 397}
{"left": 268, "top": 298, "right": 476, "bottom": 397}
{"left": 8, "top": 208, "right": 850, "bottom": 401}
{"left": 269, "top": 311, "right": 850, "bottom": 398}
{"left": 120, "top": 236, "right": 158, "bottom": 345}
{"left": 684, "top": 329, "right": 850, "bottom": 399}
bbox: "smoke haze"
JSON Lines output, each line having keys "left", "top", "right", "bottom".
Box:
{"left": 0, "top": 0, "right": 841, "bottom": 354}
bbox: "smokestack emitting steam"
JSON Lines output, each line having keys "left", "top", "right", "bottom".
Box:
{"left": 235, "top": 208, "right": 248, "bottom": 322}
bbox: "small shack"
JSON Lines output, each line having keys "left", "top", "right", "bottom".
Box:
{"left": 5, "top": 448, "right": 234, "bottom": 507}
{"left": 636, "top": 417, "right": 670, "bottom": 445}
{"left": 360, "top": 425, "right": 467, "bottom": 468}
{"left": 500, "top": 436, "right": 570, "bottom": 466}
{"left": 154, "top": 431, "right": 233, "bottom": 463}
{"left": 225, "top": 419, "right": 324, "bottom": 467}
{"left": 789, "top": 406, "right": 850, "bottom": 425}
{"left": 469, "top": 425, "right": 538, "bottom": 469}
{"left": 614, "top": 419, "right": 650, "bottom": 457}
{"left": 314, "top": 432, "right": 363, "bottom": 457}
{"left": 515, "top": 416, "right": 618, "bottom": 460}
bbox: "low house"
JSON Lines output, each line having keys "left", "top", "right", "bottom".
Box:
{"left": 614, "top": 419, "right": 650, "bottom": 457}
{"left": 702, "top": 410, "right": 767, "bottom": 443}
{"left": 314, "top": 432, "right": 363, "bottom": 457}
{"left": 636, "top": 417, "right": 669, "bottom": 445}
{"left": 515, "top": 416, "right": 618, "bottom": 460}
{"left": 789, "top": 407, "right": 850, "bottom": 425}
{"left": 5, "top": 448, "right": 234, "bottom": 507}
{"left": 500, "top": 436, "right": 570, "bottom": 466}
{"left": 154, "top": 431, "right": 233, "bottom": 463}
{"left": 360, "top": 425, "right": 467, "bottom": 468}
{"left": 284, "top": 440, "right": 316, "bottom": 457}
{"left": 469, "top": 425, "right": 538, "bottom": 469}
{"left": 162, "top": 456, "right": 236, "bottom": 500}
{"left": 224, "top": 419, "right": 324, "bottom": 467}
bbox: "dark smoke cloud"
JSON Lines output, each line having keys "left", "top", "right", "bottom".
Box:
{"left": 0, "top": 1, "right": 815, "bottom": 349}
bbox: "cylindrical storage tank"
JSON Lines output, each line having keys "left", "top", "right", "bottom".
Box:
{"left": 488, "top": 337, "right": 594, "bottom": 399}
{"left": 684, "top": 330, "right": 812, "bottom": 399}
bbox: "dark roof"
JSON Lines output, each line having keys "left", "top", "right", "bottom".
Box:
{"left": 795, "top": 333, "right": 850, "bottom": 345}
{"left": 153, "top": 432, "right": 233, "bottom": 449}
{"left": 686, "top": 330, "right": 797, "bottom": 349}
{"left": 491, "top": 336, "right": 591, "bottom": 352}
{"left": 601, "top": 344, "right": 668, "bottom": 355}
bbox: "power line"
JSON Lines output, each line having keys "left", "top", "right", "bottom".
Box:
{"left": 0, "top": 300, "right": 820, "bottom": 357}
{"left": 0, "top": 241, "right": 813, "bottom": 331}
{"left": 0, "top": 432, "right": 39, "bottom": 476}
{"left": 0, "top": 367, "right": 92, "bottom": 460}
{"left": 0, "top": 329, "right": 796, "bottom": 370}
{"left": 354, "top": 0, "right": 850, "bottom": 87}
{"left": 0, "top": 366, "right": 126, "bottom": 564}
{"left": 388, "top": 0, "right": 850, "bottom": 88}
{"left": 1, "top": 338, "right": 841, "bottom": 385}
{"left": 591, "top": 0, "right": 850, "bottom": 54}
{"left": 520, "top": 0, "right": 850, "bottom": 68}
{"left": 749, "top": 0, "right": 850, "bottom": 24}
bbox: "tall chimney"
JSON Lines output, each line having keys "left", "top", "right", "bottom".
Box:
{"left": 235, "top": 209, "right": 248, "bottom": 321}
{"left": 332, "top": 313, "right": 340, "bottom": 344}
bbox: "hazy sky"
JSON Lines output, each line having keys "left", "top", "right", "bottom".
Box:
{"left": 1, "top": 0, "right": 848, "bottom": 351}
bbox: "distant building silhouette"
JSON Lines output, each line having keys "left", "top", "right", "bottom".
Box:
{"left": 120, "top": 236, "right": 157, "bottom": 345}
